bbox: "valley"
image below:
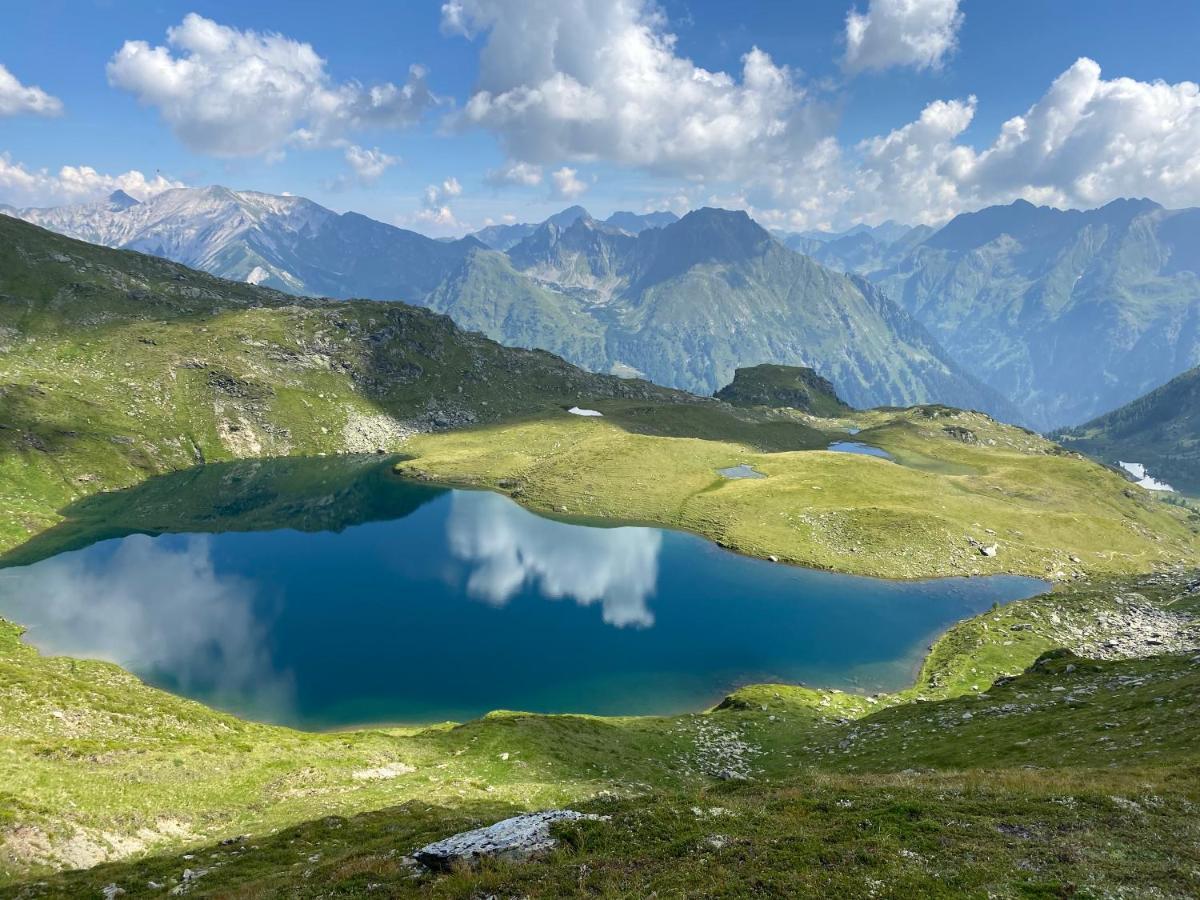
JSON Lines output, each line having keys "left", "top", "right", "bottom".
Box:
{"left": 0, "top": 213, "right": 1198, "bottom": 896}
{"left": 5, "top": 4, "right": 1200, "bottom": 897}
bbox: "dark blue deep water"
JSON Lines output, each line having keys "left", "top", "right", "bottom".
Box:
{"left": 0, "top": 457, "right": 1045, "bottom": 729}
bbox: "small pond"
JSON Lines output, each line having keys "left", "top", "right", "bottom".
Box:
{"left": 827, "top": 441, "right": 893, "bottom": 460}
{"left": 717, "top": 464, "right": 765, "bottom": 479}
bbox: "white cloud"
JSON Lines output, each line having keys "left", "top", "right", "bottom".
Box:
{"left": 107, "top": 13, "right": 438, "bottom": 158}
{"left": 485, "top": 159, "right": 543, "bottom": 187}
{"left": 342, "top": 144, "right": 398, "bottom": 184}
{"left": 735, "top": 58, "right": 1200, "bottom": 230}
{"left": 413, "top": 175, "right": 464, "bottom": 230}
{"left": 0, "top": 153, "right": 184, "bottom": 207}
{"left": 549, "top": 165, "right": 587, "bottom": 200}
{"left": 0, "top": 63, "right": 63, "bottom": 116}
{"left": 423, "top": 175, "right": 463, "bottom": 207}
{"left": 844, "top": 0, "right": 964, "bottom": 73}
{"left": 442, "top": 0, "right": 824, "bottom": 180}
{"left": 967, "top": 58, "right": 1200, "bottom": 209}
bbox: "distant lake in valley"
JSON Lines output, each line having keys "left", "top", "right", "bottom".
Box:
{"left": 0, "top": 457, "right": 1046, "bottom": 730}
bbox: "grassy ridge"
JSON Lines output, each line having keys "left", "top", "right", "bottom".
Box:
{"left": 397, "top": 407, "right": 1200, "bottom": 579}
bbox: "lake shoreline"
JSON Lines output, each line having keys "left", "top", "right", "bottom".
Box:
{"left": 0, "top": 455, "right": 1050, "bottom": 733}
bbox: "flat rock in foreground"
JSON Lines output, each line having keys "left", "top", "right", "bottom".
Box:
{"left": 413, "top": 810, "right": 607, "bottom": 870}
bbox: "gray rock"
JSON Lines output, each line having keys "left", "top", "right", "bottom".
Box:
{"left": 413, "top": 810, "right": 607, "bottom": 871}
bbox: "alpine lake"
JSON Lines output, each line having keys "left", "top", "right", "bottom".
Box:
{"left": 0, "top": 456, "right": 1046, "bottom": 730}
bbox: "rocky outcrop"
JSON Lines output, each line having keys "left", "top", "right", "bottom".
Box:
{"left": 412, "top": 810, "right": 607, "bottom": 871}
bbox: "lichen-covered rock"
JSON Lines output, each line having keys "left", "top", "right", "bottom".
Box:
{"left": 413, "top": 810, "right": 606, "bottom": 870}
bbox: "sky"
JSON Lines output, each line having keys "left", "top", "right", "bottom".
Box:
{"left": 2, "top": 0, "right": 1200, "bottom": 236}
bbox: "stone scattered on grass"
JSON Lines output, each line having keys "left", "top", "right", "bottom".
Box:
{"left": 413, "top": 810, "right": 608, "bottom": 871}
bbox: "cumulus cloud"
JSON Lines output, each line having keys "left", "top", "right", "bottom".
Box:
{"left": 442, "top": 0, "right": 824, "bottom": 180}
{"left": 0, "top": 153, "right": 184, "bottom": 207}
{"left": 843, "top": 0, "right": 964, "bottom": 73}
{"left": 414, "top": 175, "right": 464, "bottom": 229}
{"left": 485, "top": 159, "right": 543, "bottom": 187}
{"left": 107, "top": 13, "right": 438, "bottom": 157}
{"left": 342, "top": 144, "right": 398, "bottom": 184}
{"left": 737, "top": 58, "right": 1200, "bottom": 230}
{"left": 549, "top": 165, "right": 588, "bottom": 200}
{"left": 0, "top": 63, "right": 63, "bottom": 116}
{"left": 424, "top": 175, "right": 463, "bottom": 207}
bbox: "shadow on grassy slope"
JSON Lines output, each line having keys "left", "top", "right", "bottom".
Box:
{"left": 0, "top": 455, "right": 438, "bottom": 569}
{"left": 16, "top": 648, "right": 1200, "bottom": 898}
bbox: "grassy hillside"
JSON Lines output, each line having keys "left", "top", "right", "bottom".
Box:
{"left": 2, "top": 571, "right": 1196, "bottom": 896}
{"left": 2, "top": 213, "right": 1200, "bottom": 896}
{"left": 1055, "top": 364, "right": 1200, "bottom": 495}
{"left": 1, "top": 215, "right": 822, "bottom": 554}
{"left": 396, "top": 406, "right": 1200, "bottom": 579}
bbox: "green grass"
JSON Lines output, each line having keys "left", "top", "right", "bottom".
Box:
{"left": 3, "top": 214, "right": 1200, "bottom": 897}
{"left": 397, "top": 407, "right": 1200, "bottom": 579}
{"left": 3, "top": 572, "right": 1197, "bottom": 897}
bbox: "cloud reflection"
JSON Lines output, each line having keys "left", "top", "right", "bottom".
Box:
{"left": 446, "top": 491, "right": 662, "bottom": 628}
{"left": 0, "top": 534, "right": 292, "bottom": 718}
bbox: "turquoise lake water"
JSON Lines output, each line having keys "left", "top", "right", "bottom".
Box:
{"left": 0, "top": 457, "right": 1045, "bottom": 730}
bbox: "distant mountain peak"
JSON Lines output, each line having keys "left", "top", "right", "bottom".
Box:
{"left": 657, "top": 207, "right": 772, "bottom": 258}
{"left": 1099, "top": 196, "right": 1163, "bottom": 213}
{"left": 106, "top": 190, "right": 139, "bottom": 209}
{"left": 544, "top": 205, "right": 591, "bottom": 228}
{"left": 604, "top": 209, "right": 680, "bottom": 234}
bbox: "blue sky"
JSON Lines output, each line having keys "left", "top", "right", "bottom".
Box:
{"left": 3, "top": 0, "right": 1200, "bottom": 234}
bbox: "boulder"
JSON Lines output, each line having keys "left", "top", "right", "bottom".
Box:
{"left": 413, "top": 810, "right": 607, "bottom": 871}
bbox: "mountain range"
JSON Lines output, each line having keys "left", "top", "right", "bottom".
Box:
{"left": 469, "top": 206, "right": 679, "bottom": 250}
{"left": 10, "top": 188, "right": 1200, "bottom": 431}
{"left": 0, "top": 188, "right": 1010, "bottom": 417}
{"left": 788, "top": 198, "right": 1200, "bottom": 431}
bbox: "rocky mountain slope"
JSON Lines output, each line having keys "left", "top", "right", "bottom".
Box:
{"left": 1056, "top": 364, "right": 1200, "bottom": 494}
{"left": 469, "top": 206, "right": 679, "bottom": 250}
{"left": 2, "top": 186, "right": 482, "bottom": 300}
{"left": 436, "top": 208, "right": 1016, "bottom": 415}
{"left": 1, "top": 190, "right": 1013, "bottom": 418}
{"left": 0, "top": 214, "right": 733, "bottom": 550}
{"left": 803, "top": 198, "right": 1200, "bottom": 431}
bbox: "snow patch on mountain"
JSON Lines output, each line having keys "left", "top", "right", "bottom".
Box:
{"left": 5, "top": 186, "right": 334, "bottom": 274}
{"left": 1119, "top": 461, "right": 1176, "bottom": 492}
